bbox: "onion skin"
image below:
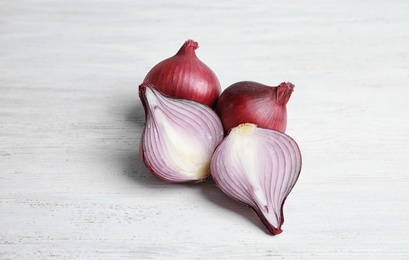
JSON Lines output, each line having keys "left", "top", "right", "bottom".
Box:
{"left": 143, "top": 39, "right": 221, "bottom": 107}
{"left": 210, "top": 123, "right": 302, "bottom": 235}
{"left": 215, "top": 81, "right": 294, "bottom": 134}
{"left": 139, "top": 83, "right": 224, "bottom": 183}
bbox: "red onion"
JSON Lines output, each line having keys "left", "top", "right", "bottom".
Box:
{"left": 210, "top": 123, "right": 302, "bottom": 235}
{"left": 143, "top": 39, "right": 221, "bottom": 107}
{"left": 139, "top": 83, "right": 224, "bottom": 183}
{"left": 215, "top": 81, "right": 294, "bottom": 134}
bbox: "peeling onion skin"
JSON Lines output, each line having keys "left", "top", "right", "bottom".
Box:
{"left": 210, "top": 123, "right": 302, "bottom": 235}
{"left": 143, "top": 39, "right": 221, "bottom": 108}
{"left": 215, "top": 81, "right": 294, "bottom": 134}
{"left": 139, "top": 83, "right": 224, "bottom": 183}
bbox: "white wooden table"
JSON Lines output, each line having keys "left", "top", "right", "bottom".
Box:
{"left": 1, "top": 1, "right": 409, "bottom": 259}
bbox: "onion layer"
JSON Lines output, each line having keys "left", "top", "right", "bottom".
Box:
{"left": 215, "top": 81, "right": 294, "bottom": 134}
{"left": 139, "top": 83, "right": 224, "bottom": 183}
{"left": 210, "top": 123, "right": 302, "bottom": 235}
{"left": 143, "top": 39, "right": 221, "bottom": 107}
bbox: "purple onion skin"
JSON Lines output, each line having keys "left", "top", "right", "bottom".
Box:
{"left": 215, "top": 81, "right": 294, "bottom": 134}
{"left": 143, "top": 39, "right": 221, "bottom": 108}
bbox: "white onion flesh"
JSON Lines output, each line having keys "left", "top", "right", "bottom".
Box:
{"left": 139, "top": 84, "right": 224, "bottom": 182}
{"left": 210, "top": 123, "right": 302, "bottom": 235}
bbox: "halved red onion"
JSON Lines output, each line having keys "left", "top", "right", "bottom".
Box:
{"left": 210, "top": 123, "right": 302, "bottom": 235}
{"left": 139, "top": 83, "right": 224, "bottom": 183}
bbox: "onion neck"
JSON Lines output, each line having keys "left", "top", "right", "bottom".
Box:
{"left": 276, "top": 82, "right": 294, "bottom": 105}
{"left": 176, "top": 39, "right": 199, "bottom": 56}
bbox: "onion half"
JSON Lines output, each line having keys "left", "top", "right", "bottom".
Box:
{"left": 139, "top": 83, "right": 224, "bottom": 183}
{"left": 210, "top": 123, "right": 302, "bottom": 235}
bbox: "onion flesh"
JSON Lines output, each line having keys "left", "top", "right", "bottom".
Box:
{"left": 215, "top": 81, "right": 294, "bottom": 134}
{"left": 210, "top": 123, "right": 302, "bottom": 235}
{"left": 139, "top": 83, "right": 224, "bottom": 183}
{"left": 143, "top": 39, "right": 221, "bottom": 107}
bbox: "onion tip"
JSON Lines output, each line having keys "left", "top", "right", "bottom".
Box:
{"left": 276, "top": 82, "right": 295, "bottom": 105}
{"left": 177, "top": 39, "right": 199, "bottom": 55}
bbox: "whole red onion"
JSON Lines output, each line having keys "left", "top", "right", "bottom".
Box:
{"left": 215, "top": 81, "right": 294, "bottom": 134}
{"left": 143, "top": 39, "right": 221, "bottom": 107}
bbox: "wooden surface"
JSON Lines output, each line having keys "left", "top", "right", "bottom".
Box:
{"left": 1, "top": 0, "right": 409, "bottom": 259}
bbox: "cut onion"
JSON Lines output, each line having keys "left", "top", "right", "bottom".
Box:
{"left": 139, "top": 83, "right": 224, "bottom": 183}
{"left": 210, "top": 123, "right": 302, "bottom": 235}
